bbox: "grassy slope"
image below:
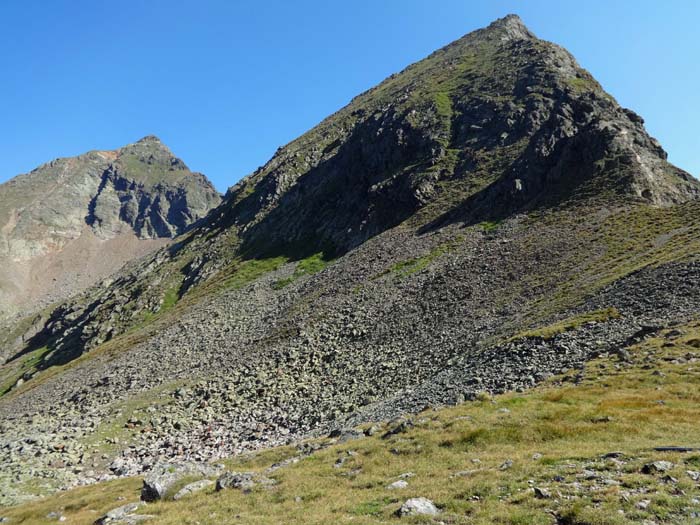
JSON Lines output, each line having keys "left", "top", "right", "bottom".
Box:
{"left": 5, "top": 320, "right": 700, "bottom": 524}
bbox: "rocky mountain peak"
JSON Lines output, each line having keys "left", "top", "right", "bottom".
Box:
{"left": 481, "top": 14, "right": 536, "bottom": 41}
{"left": 205, "top": 16, "right": 698, "bottom": 260}
{"left": 0, "top": 138, "right": 221, "bottom": 321}
{"left": 135, "top": 134, "right": 163, "bottom": 144}
{"left": 114, "top": 135, "right": 192, "bottom": 180}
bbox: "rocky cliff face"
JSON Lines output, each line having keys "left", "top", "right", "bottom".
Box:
{"left": 0, "top": 136, "right": 220, "bottom": 321}
{"left": 1, "top": 15, "right": 699, "bottom": 506}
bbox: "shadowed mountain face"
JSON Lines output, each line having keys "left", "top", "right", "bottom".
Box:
{"left": 1, "top": 15, "right": 699, "bottom": 507}
{"left": 0, "top": 136, "right": 221, "bottom": 321}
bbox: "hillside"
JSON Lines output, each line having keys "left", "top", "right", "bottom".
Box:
{"left": 0, "top": 13, "right": 699, "bottom": 520}
{"left": 3, "top": 320, "right": 700, "bottom": 524}
{"left": 0, "top": 136, "right": 221, "bottom": 347}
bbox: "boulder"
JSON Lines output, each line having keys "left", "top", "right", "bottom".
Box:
{"left": 141, "top": 463, "right": 222, "bottom": 501}
{"left": 533, "top": 487, "right": 551, "bottom": 499}
{"left": 642, "top": 461, "right": 674, "bottom": 474}
{"left": 173, "top": 479, "right": 214, "bottom": 501}
{"left": 398, "top": 497, "right": 439, "bottom": 517}
{"left": 94, "top": 502, "right": 152, "bottom": 525}
{"left": 215, "top": 471, "right": 275, "bottom": 492}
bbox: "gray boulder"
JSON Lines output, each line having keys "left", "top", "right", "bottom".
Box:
{"left": 642, "top": 461, "right": 674, "bottom": 474}
{"left": 398, "top": 497, "right": 439, "bottom": 516}
{"left": 173, "top": 479, "right": 215, "bottom": 500}
{"left": 94, "top": 502, "right": 138, "bottom": 520}
{"left": 141, "top": 463, "right": 221, "bottom": 501}
{"left": 215, "top": 471, "right": 275, "bottom": 492}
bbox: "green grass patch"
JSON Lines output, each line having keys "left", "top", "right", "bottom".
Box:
{"left": 480, "top": 220, "right": 502, "bottom": 232}
{"left": 379, "top": 237, "right": 464, "bottom": 279}
{"left": 0, "top": 345, "right": 50, "bottom": 397}
{"left": 350, "top": 497, "right": 394, "bottom": 516}
{"left": 513, "top": 307, "right": 622, "bottom": 341}
{"left": 272, "top": 252, "right": 332, "bottom": 289}
{"left": 223, "top": 256, "right": 289, "bottom": 290}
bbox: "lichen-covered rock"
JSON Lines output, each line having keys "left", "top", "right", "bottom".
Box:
{"left": 94, "top": 502, "right": 143, "bottom": 524}
{"left": 398, "top": 497, "right": 439, "bottom": 516}
{"left": 215, "top": 471, "right": 276, "bottom": 492}
{"left": 172, "top": 479, "right": 214, "bottom": 500}
{"left": 642, "top": 461, "right": 674, "bottom": 474}
{"left": 141, "top": 463, "right": 222, "bottom": 501}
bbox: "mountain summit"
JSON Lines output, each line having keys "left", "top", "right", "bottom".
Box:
{"left": 1, "top": 16, "right": 700, "bottom": 510}
{"left": 480, "top": 13, "right": 536, "bottom": 40}
{"left": 0, "top": 137, "right": 220, "bottom": 323}
{"left": 210, "top": 14, "right": 697, "bottom": 258}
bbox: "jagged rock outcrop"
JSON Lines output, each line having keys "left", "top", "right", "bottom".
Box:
{"left": 0, "top": 136, "right": 220, "bottom": 325}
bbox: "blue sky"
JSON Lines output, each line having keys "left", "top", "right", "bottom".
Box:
{"left": 1, "top": 0, "right": 698, "bottom": 192}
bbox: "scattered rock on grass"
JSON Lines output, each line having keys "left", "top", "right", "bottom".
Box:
{"left": 398, "top": 497, "right": 439, "bottom": 517}
{"left": 173, "top": 479, "right": 214, "bottom": 500}
{"left": 94, "top": 502, "right": 152, "bottom": 524}
{"left": 215, "top": 471, "right": 275, "bottom": 492}
{"left": 533, "top": 487, "right": 551, "bottom": 499}
{"left": 642, "top": 461, "right": 674, "bottom": 474}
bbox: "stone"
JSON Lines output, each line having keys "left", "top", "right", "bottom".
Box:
{"left": 141, "top": 463, "right": 221, "bottom": 502}
{"left": 215, "top": 471, "right": 274, "bottom": 492}
{"left": 387, "top": 480, "right": 408, "bottom": 490}
{"left": 642, "top": 461, "right": 674, "bottom": 474}
{"left": 94, "top": 502, "right": 141, "bottom": 524}
{"left": 602, "top": 451, "right": 624, "bottom": 459}
{"left": 382, "top": 418, "right": 413, "bottom": 439}
{"left": 173, "top": 479, "right": 214, "bottom": 500}
{"left": 398, "top": 497, "right": 439, "bottom": 517}
{"left": 141, "top": 473, "right": 175, "bottom": 502}
{"left": 364, "top": 425, "right": 381, "bottom": 436}
{"left": 500, "top": 459, "right": 513, "bottom": 470}
{"left": 328, "top": 428, "right": 363, "bottom": 443}
{"left": 533, "top": 487, "right": 551, "bottom": 499}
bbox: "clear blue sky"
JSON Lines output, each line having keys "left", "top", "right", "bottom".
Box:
{"left": 1, "top": 0, "right": 698, "bottom": 192}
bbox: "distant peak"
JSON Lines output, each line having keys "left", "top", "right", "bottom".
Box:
{"left": 135, "top": 135, "right": 163, "bottom": 144}
{"left": 484, "top": 14, "right": 535, "bottom": 41}
{"left": 119, "top": 135, "right": 171, "bottom": 154}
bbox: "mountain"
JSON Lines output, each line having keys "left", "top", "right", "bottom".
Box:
{"left": 0, "top": 136, "right": 221, "bottom": 330}
{"left": 1, "top": 14, "right": 700, "bottom": 514}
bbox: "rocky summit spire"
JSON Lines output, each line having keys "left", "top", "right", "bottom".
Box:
{"left": 481, "top": 13, "right": 536, "bottom": 41}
